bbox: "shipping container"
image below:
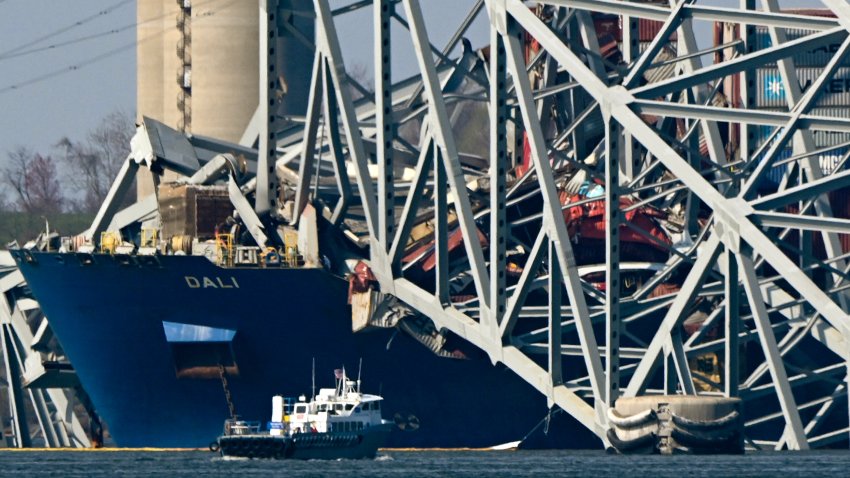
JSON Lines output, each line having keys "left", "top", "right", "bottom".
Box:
{"left": 730, "top": 107, "right": 850, "bottom": 167}
{"left": 752, "top": 138, "right": 849, "bottom": 186}
{"left": 748, "top": 27, "right": 850, "bottom": 68}
{"left": 717, "top": 22, "right": 848, "bottom": 68}
{"left": 753, "top": 147, "right": 850, "bottom": 185}
{"left": 754, "top": 67, "right": 850, "bottom": 108}
{"left": 642, "top": 46, "right": 679, "bottom": 85}
{"left": 755, "top": 123, "right": 850, "bottom": 151}
{"left": 745, "top": 108, "right": 850, "bottom": 185}
{"left": 715, "top": 9, "right": 840, "bottom": 62}
{"left": 713, "top": 10, "right": 850, "bottom": 251}
{"left": 593, "top": 13, "right": 676, "bottom": 43}
{"left": 715, "top": 10, "right": 847, "bottom": 111}
{"left": 159, "top": 183, "right": 232, "bottom": 240}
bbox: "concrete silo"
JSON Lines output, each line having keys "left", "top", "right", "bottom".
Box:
{"left": 136, "top": 0, "right": 315, "bottom": 198}
{"left": 136, "top": 0, "right": 259, "bottom": 197}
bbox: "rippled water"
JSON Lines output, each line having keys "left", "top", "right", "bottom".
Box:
{"left": 1, "top": 449, "right": 849, "bottom": 477}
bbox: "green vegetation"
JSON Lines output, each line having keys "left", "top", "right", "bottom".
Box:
{"left": 0, "top": 212, "right": 94, "bottom": 246}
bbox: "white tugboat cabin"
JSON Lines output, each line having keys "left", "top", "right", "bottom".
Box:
{"left": 285, "top": 371, "right": 385, "bottom": 435}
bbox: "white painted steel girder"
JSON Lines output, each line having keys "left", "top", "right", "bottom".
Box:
{"left": 286, "top": 0, "right": 850, "bottom": 449}
{"left": 0, "top": 256, "right": 91, "bottom": 448}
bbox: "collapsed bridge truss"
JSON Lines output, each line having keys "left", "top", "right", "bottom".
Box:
{"left": 277, "top": 0, "right": 850, "bottom": 450}
{"left": 20, "top": 0, "right": 850, "bottom": 450}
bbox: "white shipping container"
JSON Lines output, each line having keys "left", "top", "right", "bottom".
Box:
{"left": 754, "top": 68, "right": 850, "bottom": 108}
{"left": 749, "top": 27, "right": 850, "bottom": 68}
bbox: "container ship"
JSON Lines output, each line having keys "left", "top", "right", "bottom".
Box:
{"left": 11, "top": 248, "right": 598, "bottom": 448}
{"left": 8, "top": 0, "right": 611, "bottom": 448}
{"left": 9, "top": 101, "right": 673, "bottom": 449}
{"left": 8, "top": 2, "right": 850, "bottom": 450}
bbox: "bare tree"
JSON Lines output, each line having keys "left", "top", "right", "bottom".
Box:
{"left": 2, "top": 147, "right": 65, "bottom": 214}
{"left": 0, "top": 183, "right": 10, "bottom": 211}
{"left": 56, "top": 110, "right": 134, "bottom": 213}
{"left": 346, "top": 62, "right": 374, "bottom": 101}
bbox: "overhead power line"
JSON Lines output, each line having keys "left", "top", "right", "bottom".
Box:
{"left": 0, "top": 0, "right": 243, "bottom": 62}
{"left": 0, "top": 25, "right": 134, "bottom": 62}
{"left": 0, "top": 41, "right": 137, "bottom": 95}
{"left": 0, "top": 0, "right": 240, "bottom": 95}
{"left": 0, "top": 0, "right": 133, "bottom": 58}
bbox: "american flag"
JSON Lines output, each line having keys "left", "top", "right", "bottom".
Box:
{"left": 334, "top": 369, "right": 343, "bottom": 380}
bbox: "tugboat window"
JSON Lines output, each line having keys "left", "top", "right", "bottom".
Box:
{"left": 295, "top": 405, "right": 306, "bottom": 413}
{"left": 345, "top": 404, "right": 354, "bottom": 411}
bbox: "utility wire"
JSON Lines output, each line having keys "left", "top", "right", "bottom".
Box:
{"left": 0, "top": 0, "right": 133, "bottom": 58}
{"left": 0, "top": 0, "right": 239, "bottom": 95}
{"left": 0, "top": 25, "right": 134, "bottom": 61}
{"left": 0, "top": 0, "right": 231, "bottom": 62}
{"left": 0, "top": 40, "right": 137, "bottom": 95}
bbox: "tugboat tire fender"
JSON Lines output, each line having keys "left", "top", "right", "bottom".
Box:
{"left": 209, "top": 441, "right": 220, "bottom": 452}
{"left": 606, "top": 428, "right": 657, "bottom": 452}
{"left": 670, "top": 427, "right": 738, "bottom": 447}
{"left": 670, "top": 410, "right": 739, "bottom": 430}
{"left": 607, "top": 408, "right": 657, "bottom": 428}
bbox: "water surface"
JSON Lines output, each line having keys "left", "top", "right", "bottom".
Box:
{"left": 1, "top": 449, "right": 849, "bottom": 477}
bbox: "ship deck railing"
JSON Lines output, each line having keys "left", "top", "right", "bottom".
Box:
{"left": 223, "top": 419, "right": 262, "bottom": 436}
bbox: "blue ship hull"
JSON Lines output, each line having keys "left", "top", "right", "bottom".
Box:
{"left": 12, "top": 251, "right": 598, "bottom": 449}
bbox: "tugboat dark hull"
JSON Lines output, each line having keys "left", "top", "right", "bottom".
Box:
{"left": 218, "top": 425, "right": 393, "bottom": 460}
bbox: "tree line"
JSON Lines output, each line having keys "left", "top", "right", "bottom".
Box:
{"left": 0, "top": 111, "right": 134, "bottom": 245}
{"left": 1, "top": 110, "right": 134, "bottom": 215}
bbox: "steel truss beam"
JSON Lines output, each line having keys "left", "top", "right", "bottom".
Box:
{"left": 289, "top": 0, "right": 850, "bottom": 449}
{"left": 1, "top": 258, "right": 90, "bottom": 448}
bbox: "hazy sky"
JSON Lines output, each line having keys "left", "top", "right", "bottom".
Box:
{"left": 0, "top": 1, "right": 487, "bottom": 149}
{"left": 0, "top": 0, "right": 819, "bottom": 179}
{"left": 0, "top": 0, "right": 136, "bottom": 159}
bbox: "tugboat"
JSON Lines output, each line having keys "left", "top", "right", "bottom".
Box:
{"left": 216, "top": 369, "right": 393, "bottom": 459}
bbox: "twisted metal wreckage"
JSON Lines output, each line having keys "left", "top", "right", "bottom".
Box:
{"left": 5, "top": 0, "right": 850, "bottom": 450}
